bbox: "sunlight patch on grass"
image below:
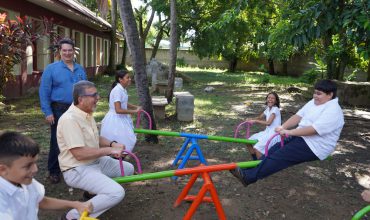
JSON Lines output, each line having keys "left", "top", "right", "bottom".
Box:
{"left": 207, "top": 81, "right": 225, "bottom": 86}
{"left": 178, "top": 66, "right": 225, "bottom": 73}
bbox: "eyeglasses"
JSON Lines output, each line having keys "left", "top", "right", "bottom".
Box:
{"left": 82, "top": 92, "right": 99, "bottom": 98}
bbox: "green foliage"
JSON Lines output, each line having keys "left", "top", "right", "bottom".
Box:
{"left": 176, "top": 57, "right": 187, "bottom": 67}
{"left": 0, "top": 14, "right": 37, "bottom": 94}
{"left": 344, "top": 69, "right": 360, "bottom": 81}
{"left": 267, "top": 20, "right": 295, "bottom": 62}
{"left": 258, "top": 64, "right": 267, "bottom": 73}
{"left": 286, "top": 0, "right": 369, "bottom": 80}
{"left": 258, "top": 73, "right": 270, "bottom": 84}
{"left": 116, "top": 64, "right": 127, "bottom": 70}
{"left": 181, "top": 0, "right": 258, "bottom": 70}
{"left": 0, "top": 14, "right": 54, "bottom": 96}
{"left": 342, "top": 0, "right": 370, "bottom": 60}
{"left": 300, "top": 68, "right": 320, "bottom": 84}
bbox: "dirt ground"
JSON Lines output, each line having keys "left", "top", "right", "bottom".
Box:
{"left": 4, "top": 86, "right": 369, "bottom": 220}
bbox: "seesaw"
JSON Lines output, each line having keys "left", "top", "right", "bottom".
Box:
{"left": 134, "top": 129, "right": 256, "bottom": 169}
{"left": 79, "top": 211, "right": 98, "bottom": 220}
{"left": 134, "top": 111, "right": 257, "bottom": 175}
{"left": 352, "top": 205, "right": 370, "bottom": 220}
{"left": 114, "top": 160, "right": 261, "bottom": 220}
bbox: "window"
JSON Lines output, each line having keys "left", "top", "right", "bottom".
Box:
{"left": 85, "top": 34, "right": 94, "bottom": 67}
{"left": 73, "top": 31, "right": 84, "bottom": 66}
{"left": 96, "top": 37, "right": 102, "bottom": 66}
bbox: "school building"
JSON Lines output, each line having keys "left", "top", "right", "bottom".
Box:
{"left": 0, "top": 0, "right": 123, "bottom": 98}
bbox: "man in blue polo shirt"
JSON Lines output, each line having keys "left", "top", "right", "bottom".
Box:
{"left": 39, "top": 38, "right": 87, "bottom": 184}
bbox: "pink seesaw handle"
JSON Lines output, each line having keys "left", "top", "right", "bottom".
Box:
{"left": 119, "top": 150, "right": 142, "bottom": 176}
{"left": 264, "top": 133, "right": 288, "bottom": 156}
{"left": 234, "top": 121, "right": 254, "bottom": 139}
{"left": 135, "top": 109, "right": 152, "bottom": 130}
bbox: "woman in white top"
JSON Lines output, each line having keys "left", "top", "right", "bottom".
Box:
{"left": 101, "top": 70, "right": 142, "bottom": 153}
{"left": 246, "top": 92, "right": 281, "bottom": 160}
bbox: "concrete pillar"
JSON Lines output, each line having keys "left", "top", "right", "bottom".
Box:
{"left": 174, "top": 92, "right": 194, "bottom": 122}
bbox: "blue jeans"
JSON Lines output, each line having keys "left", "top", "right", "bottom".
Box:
{"left": 49, "top": 103, "right": 69, "bottom": 175}
{"left": 242, "top": 136, "right": 319, "bottom": 183}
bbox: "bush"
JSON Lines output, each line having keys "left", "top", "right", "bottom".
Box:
{"left": 176, "top": 57, "right": 187, "bottom": 67}
{"left": 300, "top": 69, "right": 320, "bottom": 84}
{"left": 344, "top": 69, "right": 359, "bottom": 81}
{"left": 116, "top": 64, "right": 127, "bottom": 70}
{"left": 258, "top": 64, "right": 267, "bottom": 73}
{"left": 258, "top": 73, "right": 270, "bottom": 84}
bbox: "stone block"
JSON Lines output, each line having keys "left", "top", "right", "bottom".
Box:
{"left": 152, "top": 96, "right": 168, "bottom": 119}
{"left": 155, "top": 80, "right": 169, "bottom": 96}
{"left": 174, "top": 92, "right": 194, "bottom": 122}
{"left": 175, "top": 77, "right": 183, "bottom": 90}
{"left": 336, "top": 81, "right": 370, "bottom": 108}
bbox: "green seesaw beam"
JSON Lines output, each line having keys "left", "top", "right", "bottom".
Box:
{"left": 352, "top": 205, "right": 370, "bottom": 220}
{"left": 113, "top": 161, "right": 261, "bottom": 184}
{"left": 134, "top": 129, "right": 257, "bottom": 144}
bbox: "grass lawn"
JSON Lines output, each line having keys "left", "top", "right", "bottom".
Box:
{"left": 1, "top": 68, "right": 369, "bottom": 220}
{"left": 0, "top": 68, "right": 309, "bottom": 151}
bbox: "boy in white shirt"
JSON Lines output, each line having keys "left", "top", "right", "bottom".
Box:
{"left": 0, "top": 131, "right": 91, "bottom": 220}
{"left": 230, "top": 80, "right": 344, "bottom": 186}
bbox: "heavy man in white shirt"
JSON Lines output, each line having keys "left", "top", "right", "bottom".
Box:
{"left": 57, "top": 80, "right": 134, "bottom": 220}
{"left": 230, "top": 80, "right": 344, "bottom": 186}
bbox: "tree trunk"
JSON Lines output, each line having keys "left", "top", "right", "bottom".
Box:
{"left": 282, "top": 61, "right": 288, "bottom": 75}
{"left": 228, "top": 58, "right": 237, "bottom": 72}
{"left": 337, "top": 53, "right": 349, "bottom": 81}
{"left": 107, "top": 0, "right": 117, "bottom": 75}
{"left": 117, "top": 0, "right": 158, "bottom": 143}
{"left": 138, "top": 8, "right": 155, "bottom": 65}
{"left": 367, "top": 61, "right": 370, "bottom": 82}
{"left": 167, "top": 0, "right": 178, "bottom": 103}
{"left": 150, "top": 28, "right": 163, "bottom": 60}
{"left": 268, "top": 58, "right": 275, "bottom": 75}
{"left": 120, "top": 39, "right": 127, "bottom": 68}
{"left": 97, "top": 0, "right": 109, "bottom": 19}
{"left": 323, "top": 35, "right": 334, "bottom": 79}
{"left": 150, "top": 19, "right": 168, "bottom": 60}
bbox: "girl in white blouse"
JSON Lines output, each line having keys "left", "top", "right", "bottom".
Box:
{"left": 246, "top": 92, "right": 281, "bottom": 160}
{"left": 101, "top": 70, "right": 142, "bottom": 153}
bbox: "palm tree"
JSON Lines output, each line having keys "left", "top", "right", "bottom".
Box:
{"left": 167, "top": 0, "right": 178, "bottom": 103}
{"left": 117, "top": 0, "right": 158, "bottom": 143}
{"left": 107, "top": 0, "right": 117, "bottom": 75}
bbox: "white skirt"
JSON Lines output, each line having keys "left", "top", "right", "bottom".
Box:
{"left": 250, "top": 129, "right": 281, "bottom": 155}
{"left": 101, "top": 111, "right": 137, "bottom": 152}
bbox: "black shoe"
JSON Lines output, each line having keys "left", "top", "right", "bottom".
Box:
{"left": 48, "top": 174, "right": 61, "bottom": 184}
{"left": 82, "top": 191, "right": 96, "bottom": 201}
{"left": 229, "top": 167, "right": 250, "bottom": 187}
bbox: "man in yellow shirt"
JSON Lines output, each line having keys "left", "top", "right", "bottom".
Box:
{"left": 57, "top": 80, "right": 134, "bottom": 220}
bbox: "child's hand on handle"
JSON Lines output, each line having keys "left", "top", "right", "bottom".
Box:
{"left": 362, "top": 190, "right": 370, "bottom": 203}
{"left": 133, "top": 106, "right": 142, "bottom": 113}
{"left": 75, "top": 201, "right": 93, "bottom": 214}
{"left": 245, "top": 118, "right": 255, "bottom": 124}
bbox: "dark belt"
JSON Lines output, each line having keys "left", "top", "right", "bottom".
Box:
{"left": 51, "top": 102, "right": 71, "bottom": 109}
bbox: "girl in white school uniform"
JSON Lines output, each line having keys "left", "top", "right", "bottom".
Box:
{"left": 246, "top": 92, "right": 281, "bottom": 160}
{"left": 101, "top": 70, "right": 142, "bottom": 153}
